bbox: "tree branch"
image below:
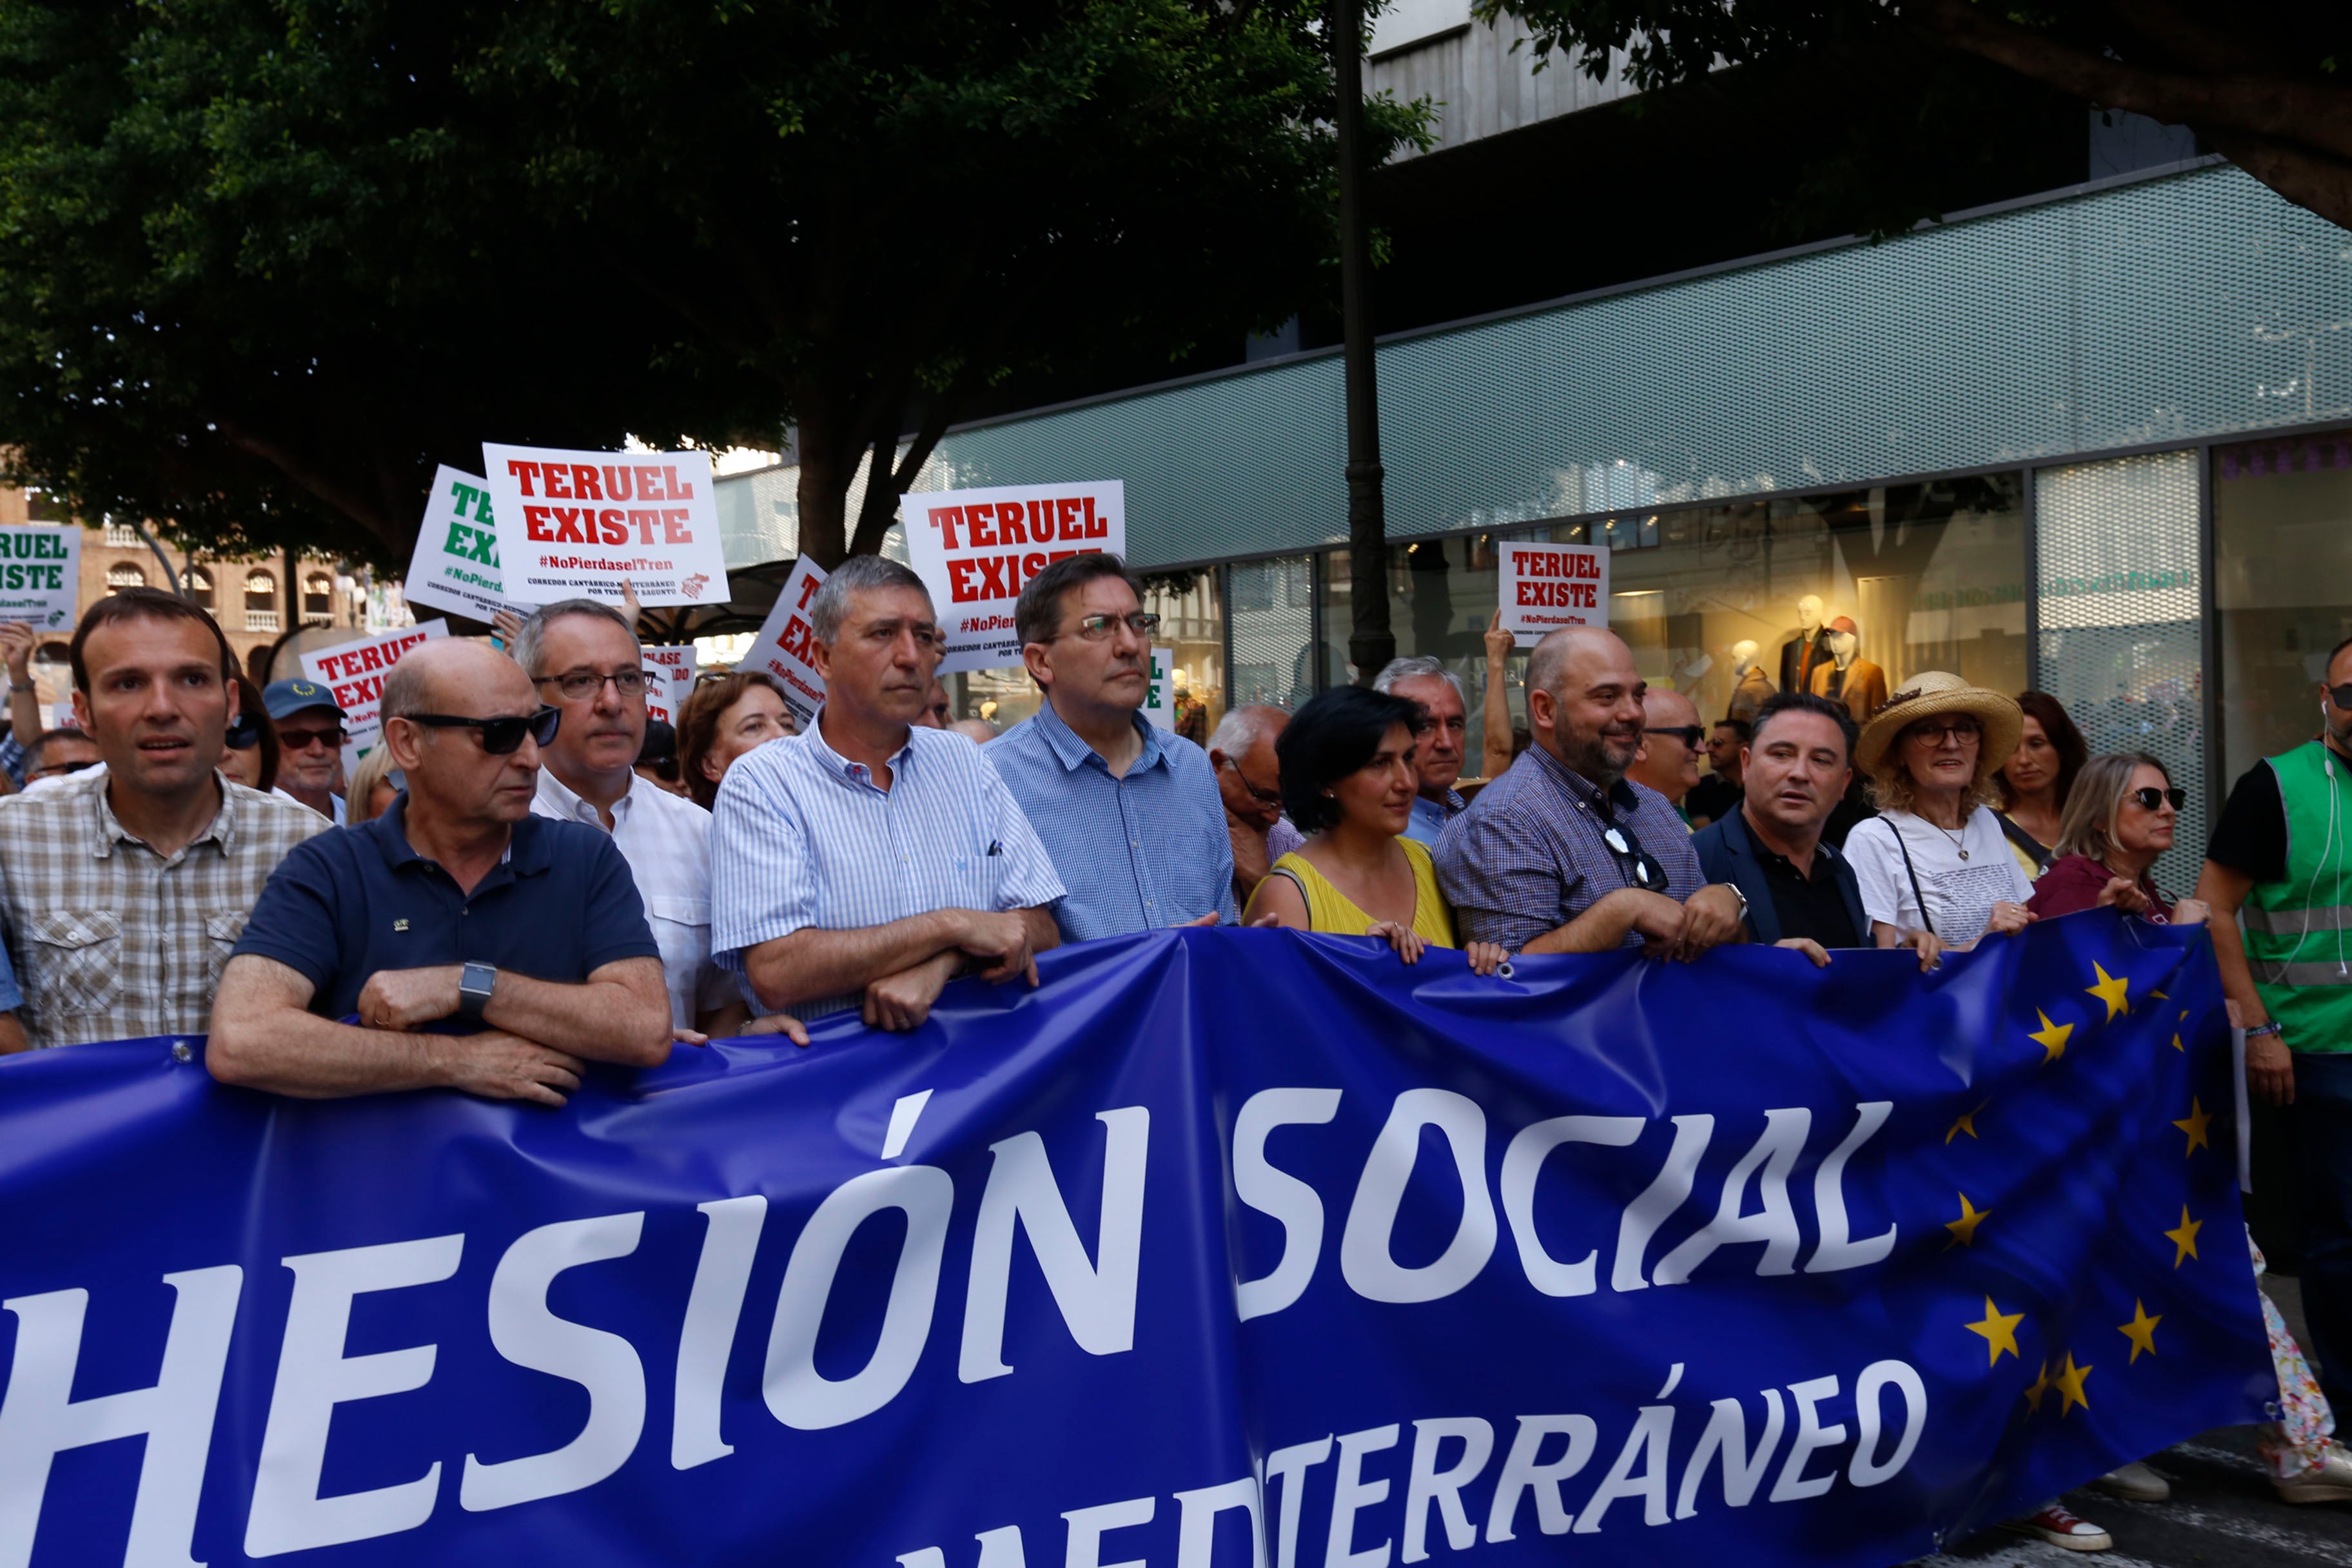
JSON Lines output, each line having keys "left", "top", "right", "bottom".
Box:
{"left": 213, "top": 418, "right": 407, "bottom": 554}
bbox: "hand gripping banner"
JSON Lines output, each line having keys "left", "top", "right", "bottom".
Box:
{"left": 0, "top": 913, "right": 2271, "bottom": 1567}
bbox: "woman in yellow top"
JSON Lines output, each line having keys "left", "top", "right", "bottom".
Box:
{"left": 1244, "top": 685, "right": 1508, "bottom": 974}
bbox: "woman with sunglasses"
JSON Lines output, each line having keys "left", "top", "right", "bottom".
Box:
{"left": 1243, "top": 685, "right": 1508, "bottom": 975}
{"left": 2023, "top": 754, "right": 2210, "bottom": 926}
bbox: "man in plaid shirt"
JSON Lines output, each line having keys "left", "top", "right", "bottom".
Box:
{"left": 0, "top": 589, "right": 327, "bottom": 1049}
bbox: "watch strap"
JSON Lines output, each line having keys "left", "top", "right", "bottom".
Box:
{"left": 458, "top": 961, "right": 496, "bottom": 1024}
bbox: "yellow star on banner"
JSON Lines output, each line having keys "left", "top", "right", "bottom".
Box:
{"left": 2023, "top": 1358, "right": 2054, "bottom": 1414}
{"left": 1946, "top": 1099, "right": 1987, "bottom": 1144}
{"left": 1946, "top": 1192, "right": 1991, "bottom": 1249}
{"left": 2173, "top": 1006, "right": 2189, "bottom": 1052}
{"left": 2029, "top": 1010, "right": 2074, "bottom": 1064}
{"left": 2087, "top": 963, "right": 2131, "bottom": 1022}
{"left": 2164, "top": 1206, "right": 2203, "bottom": 1267}
{"left": 2118, "top": 1300, "right": 2162, "bottom": 1364}
{"left": 2054, "top": 1351, "right": 2094, "bottom": 1416}
{"left": 1965, "top": 1297, "right": 2026, "bottom": 1366}
{"left": 2173, "top": 1098, "right": 2213, "bottom": 1156}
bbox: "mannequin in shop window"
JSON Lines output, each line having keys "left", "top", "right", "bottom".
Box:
{"left": 1724, "top": 640, "right": 1775, "bottom": 725}
{"left": 1808, "top": 616, "right": 1888, "bottom": 724}
{"left": 1778, "top": 595, "right": 1830, "bottom": 696}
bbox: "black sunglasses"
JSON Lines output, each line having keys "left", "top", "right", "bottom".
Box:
{"left": 2331, "top": 684, "right": 2352, "bottom": 712}
{"left": 2127, "top": 785, "right": 2188, "bottom": 812}
{"left": 1643, "top": 725, "right": 1704, "bottom": 749}
{"left": 1600, "top": 819, "right": 1667, "bottom": 890}
{"left": 397, "top": 706, "right": 561, "bottom": 755}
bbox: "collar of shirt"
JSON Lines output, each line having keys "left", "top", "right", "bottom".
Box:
{"left": 365, "top": 795, "right": 532, "bottom": 883}
{"left": 534, "top": 762, "right": 641, "bottom": 831}
{"left": 86, "top": 767, "right": 235, "bottom": 863}
{"left": 1752, "top": 833, "right": 1840, "bottom": 883}
{"left": 803, "top": 706, "right": 916, "bottom": 796}
{"left": 1525, "top": 741, "right": 1640, "bottom": 823}
{"left": 1031, "top": 698, "right": 1166, "bottom": 777}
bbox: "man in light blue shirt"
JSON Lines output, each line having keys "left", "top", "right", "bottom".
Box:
{"left": 985, "top": 554, "right": 1236, "bottom": 941}
{"left": 1372, "top": 656, "right": 1469, "bottom": 847}
{"left": 710, "top": 556, "right": 1065, "bottom": 1032}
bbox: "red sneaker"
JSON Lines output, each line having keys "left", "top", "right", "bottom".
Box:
{"left": 2001, "top": 1502, "right": 2113, "bottom": 1552}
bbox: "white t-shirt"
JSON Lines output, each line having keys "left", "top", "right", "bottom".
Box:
{"left": 1845, "top": 807, "right": 2034, "bottom": 945}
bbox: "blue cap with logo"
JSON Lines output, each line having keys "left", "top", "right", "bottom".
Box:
{"left": 260, "top": 678, "right": 347, "bottom": 723}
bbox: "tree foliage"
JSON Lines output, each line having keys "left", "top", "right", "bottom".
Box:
{"left": 1477, "top": 0, "right": 2352, "bottom": 235}
{"left": 0, "top": 2, "right": 1420, "bottom": 567}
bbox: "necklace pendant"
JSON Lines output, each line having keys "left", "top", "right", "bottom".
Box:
{"left": 1959, "top": 849, "right": 1969, "bottom": 859}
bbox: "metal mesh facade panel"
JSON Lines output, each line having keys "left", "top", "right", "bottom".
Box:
{"left": 1227, "top": 556, "right": 1316, "bottom": 710}
{"left": 2034, "top": 451, "right": 2206, "bottom": 891}
{"left": 892, "top": 163, "right": 2352, "bottom": 571}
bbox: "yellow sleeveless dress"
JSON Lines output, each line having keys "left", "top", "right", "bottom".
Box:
{"left": 1245, "top": 836, "right": 1459, "bottom": 946}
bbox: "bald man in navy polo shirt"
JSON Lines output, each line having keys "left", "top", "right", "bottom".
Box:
{"left": 209, "top": 641, "right": 677, "bottom": 1104}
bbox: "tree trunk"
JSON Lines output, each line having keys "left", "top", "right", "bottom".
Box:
{"left": 1335, "top": 0, "right": 1394, "bottom": 684}
{"left": 793, "top": 398, "right": 853, "bottom": 569}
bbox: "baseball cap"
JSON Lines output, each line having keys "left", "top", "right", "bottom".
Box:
{"left": 261, "top": 678, "right": 348, "bottom": 723}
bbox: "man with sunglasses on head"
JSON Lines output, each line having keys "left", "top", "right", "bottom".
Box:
{"left": 260, "top": 677, "right": 350, "bottom": 821}
{"left": 0, "top": 589, "right": 326, "bottom": 1051}
{"left": 513, "top": 598, "right": 758, "bottom": 1040}
{"left": 985, "top": 554, "right": 1235, "bottom": 941}
{"left": 209, "top": 638, "right": 673, "bottom": 1102}
{"left": 711, "top": 555, "right": 1064, "bottom": 1033}
{"left": 1625, "top": 687, "right": 1705, "bottom": 827}
{"left": 1436, "top": 625, "right": 1746, "bottom": 959}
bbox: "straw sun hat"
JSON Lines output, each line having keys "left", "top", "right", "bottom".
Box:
{"left": 1852, "top": 671, "right": 2023, "bottom": 784}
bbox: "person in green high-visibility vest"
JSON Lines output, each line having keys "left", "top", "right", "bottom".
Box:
{"left": 2201, "top": 632, "right": 2352, "bottom": 1459}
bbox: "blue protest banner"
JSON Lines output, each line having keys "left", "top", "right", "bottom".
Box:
{"left": 0, "top": 912, "right": 2271, "bottom": 1567}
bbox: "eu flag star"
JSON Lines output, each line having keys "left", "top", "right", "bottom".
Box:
{"left": 1965, "top": 1297, "right": 2026, "bottom": 1365}
{"left": 2172, "top": 1098, "right": 2213, "bottom": 1156}
{"left": 2086, "top": 963, "right": 2131, "bottom": 1022}
{"left": 1946, "top": 1192, "right": 1991, "bottom": 1249}
{"left": 2029, "top": 1010, "right": 2073, "bottom": 1064}
{"left": 1945, "top": 1100, "right": 1987, "bottom": 1144}
{"left": 2164, "top": 1206, "right": 2203, "bottom": 1267}
{"left": 2054, "top": 1351, "right": 2094, "bottom": 1416}
{"left": 2022, "top": 1358, "right": 2053, "bottom": 1414}
{"left": 2118, "top": 1300, "right": 2162, "bottom": 1364}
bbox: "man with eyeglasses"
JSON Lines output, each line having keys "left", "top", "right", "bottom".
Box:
{"left": 1436, "top": 625, "right": 1746, "bottom": 958}
{"left": 260, "top": 677, "right": 351, "bottom": 821}
{"left": 710, "top": 554, "right": 1065, "bottom": 1032}
{"left": 0, "top": 589, "right": 326, "bottom": 1050}
{"left": 985, "top": 554, "right": 1235, "bottom": 941}
{"left": 512, "top": 598, "right": 753, "bottom": 1039}
{"left": 1625, "top": 687, "right": 1705, "bottom": 826}
{"left": 1208, "top": 703, "right": 1302, "bottom": 906}
{"left": 211, "top": 638, "right": 676, "bottom": 1101}
{"left": 20, "top": 727, "right": 101, "bottom": 787}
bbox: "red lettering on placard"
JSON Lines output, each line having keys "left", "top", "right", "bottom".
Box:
{"left": 626, "top": 509, "right": 658, "bottom": 545}
{"left": 967, "top": 504, "right": 998, "bottom": 549}
{"left": 996, "top": 501, "right": 1027, "bottom": 546}
{"left": 542, "top": 465, "right": 573, "bottom": 500}
{"left": 1083, "top": 495, "right": 1106, "bottom": 538}
{"left": 976, "top": 555, "right": 1012, "bottom": 598}
{"left": 780, "top": 616, "right": 814, "bottom": 661}
{"left": 507, "top": 460, "right": 545, "bottom": 498}
{"left": 1022, "top": 551, "right": 1046, "bottom": 583}
{"left": 600, "top": 466, "right": 632, "bottom": 502}
{"left": 350, "top": 644, "right": 378, "bottom": 673}
{"left": 600, "top": 509, "right": 628, "bottom": 545}
{"left": 665, "top": 465, "right": 694, "bottom": 500}
{"left": 331, "top": 680, "right": 362, "bottom": 709}
{"left": 948, "top": 560, "right": 980, "bottom": 602}
{"left": 795, "top": 572, "right": 821, "bottom": 609}
{"left": 525, "top": 505, "right": 556, "bottom": 542}
{"left": 928, "top": 505, "right": 965, "bottom": 551}
{"left": 1057, "top": 496, "right": 1083, "bottom": 540}
{"left": 662, "top": 509, "right": 692, "bottom": 544}
{"left": 553, "top": 507, "right": 587, "bottom": 544}
{"left": 571, "top": 465, "right": 603, "bottom": 502}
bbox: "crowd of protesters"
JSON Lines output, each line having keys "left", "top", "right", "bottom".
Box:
{"left": 1, "top": 558, "right": 2350, "bottom": 1542}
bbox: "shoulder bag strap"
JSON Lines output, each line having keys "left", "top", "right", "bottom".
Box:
{"left": 1888, "top": 821, "right": 1935, "bottom": 938}
{"left": 1995, "top": 811, "right": 2052, "bottom": 869}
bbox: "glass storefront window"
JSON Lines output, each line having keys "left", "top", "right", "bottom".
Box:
{"left": 1229, "top": 556, "right": 1316, "bottom": 712}
{"left": 1320, "top": 537, "right": 1508, "bottom": 772}
{"left": 2214, "top": 436, "right": 2352, "bottom": 790}
{"left": 1139, "top": 567, "right": 1224, "bottom": 747}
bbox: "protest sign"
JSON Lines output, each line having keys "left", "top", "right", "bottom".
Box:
{"left": 642, "top": 644, "right": 696, "bottom": 729}
{"left": 903, "top": 480, "right": 1124, "bottom": 672}
{"left": 1497, "top": 538, "right": 1610, "bottom": 646}
{"left": 402, "top": 466, "right": 524, "bottom": 625}
{"left": 0, "top": 524, "right": 78, "bottom": 629}
{"left": 1144, "top": 646, "right": 1174, "bottom": 729}
{"left": 299, "top": 620, "right": 448, "bottom": 766}
{"left": 481, "top": 444, "right": 731, "bottom": 608}
{"left": 0, "top": 915, "right": 2267, "bottom": 1568}
{"left": 734, "top": 555, "right": 828, "bottom": 729}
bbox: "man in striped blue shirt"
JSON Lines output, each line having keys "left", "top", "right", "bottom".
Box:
{"left": 985, "top": 554, "right": 1236, "bottom": 941}
{"left": 710, "top": 556, "right": 1065, "bottom": 1031}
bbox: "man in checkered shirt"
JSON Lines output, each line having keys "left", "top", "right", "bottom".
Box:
{"left": 0, "top": 589, "right": 327, "bottom": 1050}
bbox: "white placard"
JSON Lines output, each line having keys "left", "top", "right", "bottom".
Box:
{"left": 299, "top": 620, "right": 449, "bottom": 767}
{"left": 1144, "top": 647, "right": 1175, "bottom": 730}
{"left": 902, "top": 480, "right": 1124, "bottom": 673}
{"left": 1496, "top": 540, "right": 1611, "bottom": 647}
{"left": 481, "top": 444, "right": 731, "bottom": 608}
{"left": 0, "top": 525, "right": 79, "bottom": 629}
{"left": 402, "top": 466, "right": 525, "bottom": 625}
{"left": 735, "top": 556, "right": 828, "bottom": 730}
{"left": 642, "top": 644, "right": 695, "bottom": 729}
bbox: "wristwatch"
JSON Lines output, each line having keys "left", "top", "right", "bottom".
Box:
{"left": 458, "top": 961, "right": 497, "bottom": 1025}
{"left": 2246, "top": 1019, "right": 2284, "bottom": 1040}
{"left": 1712, "top": 882, "right": 1750, "bottom": 924}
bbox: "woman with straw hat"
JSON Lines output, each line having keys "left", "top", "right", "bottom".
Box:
{"left": 1845, "top": 672, "right": 2039, "bottom": 955}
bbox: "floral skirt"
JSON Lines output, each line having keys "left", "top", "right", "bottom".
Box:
{"left": 2253, "top": 1233, "right": 2336, "bottom": 1480}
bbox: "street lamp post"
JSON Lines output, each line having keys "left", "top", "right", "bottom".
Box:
{"left": 1334, "top": 0, "right": 1393, "bottom": 685}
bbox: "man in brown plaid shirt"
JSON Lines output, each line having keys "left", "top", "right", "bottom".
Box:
{"left": 0, "top": 589, "right": 326, "bottom": 1050}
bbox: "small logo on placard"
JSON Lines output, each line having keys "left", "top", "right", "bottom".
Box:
{"left": 680, "top": 573, "right": 710, "bottom": 600}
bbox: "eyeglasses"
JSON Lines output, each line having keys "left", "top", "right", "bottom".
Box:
{"left": 537, "top": 668, "right": 654, "bottom": 701}
{"left": 2126, "top": 785, "right": 2188, "bottom": 811}
{"left": 1058, "top": 611, "right": 1162, "bottom": 642}
{"left": 1643, "top": 725, "right": 1703, "bottom": 749}
{"left": 277, "top": 725, "right": 348, "bottom": 752}
{"left": 28, "top": 758, "right": 98, "bottom": 780}
{"left": 1600, "top": 819, "right": 1667, "bottom": 890}
{"left": 396, "top": 706, "right": 562, "bottom": 755}
{"left": 1905, "top": 720, "right": 1982, "bottom": 745}
{"left": 2330, "top": 683, "right": 2352, "bottom": 711}
{"left": 1220, "top": 756, "right": 1282, "bottom": 805}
